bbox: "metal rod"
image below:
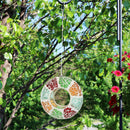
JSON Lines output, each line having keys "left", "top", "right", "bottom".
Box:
{"left": 117, "top": 0, "right": 122, "bottom": 129}
{"left": 117, "top": 0, "right": 120, "bottom": 41}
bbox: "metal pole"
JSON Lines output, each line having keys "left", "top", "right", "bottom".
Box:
{"left": 117, "top": 0, "right": 122, "bottom": 129}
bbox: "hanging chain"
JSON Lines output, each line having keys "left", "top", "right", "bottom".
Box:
{"left": 58, "top": 0, "right": 72, "bottom": 76}
{"left": 60, "top": 4, "right": 64, "bottom": 76}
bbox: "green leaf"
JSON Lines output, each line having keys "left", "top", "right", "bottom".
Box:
{"left": 87, "top": 120, "right": 92, "bottom": 127}
{"left": 2, "top": 99, "right": 6, "bottom": 107}
{"left": 38, "top": 10, "right": 47, "bottom": 17}
{"left": 110, "top": 7, "right": 115, "bottom": 16}
{"left": 13, "top": 100, "right": 16, "bottom": 106}
{"left": 35, "top": 0, "right": 43, "bottom": 9}
{"left": 63, "top": 41, "right": 68, "bottom": 47}
{"left": 17, "top": 1, "right": 22, "bottom": 6}
{"left": 6, "top": 0, "right": 13, "bottom": 4}
{"left": 4, "top": 52, "right": 12, "bottom": 60}
{"left": 0, "top": 80, "right": 2, "bottom": 89}
{"left": 0, "top": 71, "right": 2, "bottom": 77}
{"left": 0, "top": 98, "right": 3, "bottom": 105}
{"left": 68, "top": 11, "right": 74, "bottom": 17}
{"left": 99, "top": 68, "right": 104, "bottom": 77}
{"left": 108, "top": 36, "right": 115, "bottom": 44}
{"left": 76, "top": 125, "right": 83, "bottom": 130}
{"left": 7, "top": 18, "right": 13, "bottom": 23}
{"left": 123, "top": 0, "right": 130, "bottom": 10}
{"left": 0, "top": 25, "right": 7, "bottom": 32}
{"left": 13, "top": 23, "right": 17, "bottom": 32}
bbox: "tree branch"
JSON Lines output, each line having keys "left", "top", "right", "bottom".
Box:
{"left": 38, "top": 119, "right": 56, "bottom": 130}
{"left": 4, "top": 89, "right": 25, "bottom": 130}
{"left": 4, "top": 73, "right": 54, "bottom": 129}
{"left": 74, "top": 13, "right": 89, "bottom": 31}
{"left": 32, "top": 13, "right": 49, "bottom": 30}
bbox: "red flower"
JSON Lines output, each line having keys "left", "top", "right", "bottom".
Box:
{"left": 107, "top": 58, "right": 113, "bottom": 62}
{"left": 126, "top": 113, "right": 130, "bottom": 116}
{"left": 111, "top": 71, "right": 114, "bottom": 74}
{"left": 109, "top": 95, "right": 117, "bottom": 108}
{"left": 127, "top": 63, "right": 130, "bottom": 66}
{"left": 108, "top": 89, "right": 111, "bottom": 95}
{"left": 128, "top": 73, "right": 130, "bottom": 80}
{"left": 112, "top": 106, "right": 119, "bottom": 115}
{"left": 111, "top": 95, "right": 117, "bottom": 100}
{"left": 122, "top": 51, "right": 127, "bottom": 56}
{"left": 109, "top": 100, "right": 117, "bottom": 108}
{"left": 111, "top": 86, "right": 120, "bottom": 93}
{"left": 127, "top": 55, "right": 130, "bottom": 58}
{"left": 114, "top": 55, "right": 118, "bottom": 57}
{"left": 122, "top": 57, "right": 126, "bottom": 61}
{"left": 113, "top": 70, "right": 122, "bottom": 77}
{"left": 124, "top": 51, "right": 127, "bottom": 55}
{"left": 122, "top": 68, "right": 125, "bottom": 73}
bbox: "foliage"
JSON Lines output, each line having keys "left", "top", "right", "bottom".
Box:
{"left": 66, "top": 32, "right": 130, "bottom": 129}
{"left": 107, "top": 51, "right": 130, "bottom": 116}
{"left": 0, "top": 0, "right": 129, "bottom": 129}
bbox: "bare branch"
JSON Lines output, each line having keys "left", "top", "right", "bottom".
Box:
{"left": 38, "top": 119, "right": 56, "bottom": 130}
{"left": 4, "top": 90, "right": 25, "bottom": 130}
{"left": 38, "top": 25, "right": 46, "bottom": 31}
{"left": 27, "top": 73, "right": 55, "bottom": 92}
{"left": 92, "top": 22, "right": 117, "bottom": 43}
{"left": 32, "top": 13, "right": 49, "bottom": 30}
{"left": 74, "top": 13, "right": 89, "bottom": 31}
{"left": 4, "top": 73, "right": 54, "bottom": 129}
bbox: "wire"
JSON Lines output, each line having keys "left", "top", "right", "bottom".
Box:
{"left": 58, "top": 0, "right": 72, "bottom": 76}
{"left": 60, "top": 4, "right": 64, "bottom": 76}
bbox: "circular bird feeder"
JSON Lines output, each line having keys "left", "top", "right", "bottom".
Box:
{"left": 41, "top": 77, "right": 83, "bottom": 119}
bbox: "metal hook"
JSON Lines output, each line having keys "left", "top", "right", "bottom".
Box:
{"left": 57, "top": 0, "right": 72, "bottom": 5}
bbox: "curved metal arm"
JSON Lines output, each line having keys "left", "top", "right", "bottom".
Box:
{"left": 57, "top": 0, "right": 72, "bottom": 5}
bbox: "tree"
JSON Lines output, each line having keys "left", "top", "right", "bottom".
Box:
{"left": 0, "top": 0, "right": 129, "bottom": 129}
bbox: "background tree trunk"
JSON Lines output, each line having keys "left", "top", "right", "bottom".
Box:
{"left": 0, "top": 3, "right": 12, "bottom": 128}
{"left": 0, "top": 1, "right": 27, "bottom": 129}
{"left": 0, "top": 60, "right": 11, "bottom": 130}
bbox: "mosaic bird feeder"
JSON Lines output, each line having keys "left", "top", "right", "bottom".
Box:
{"left": 41, "top": 77, "right": 83, "bottom": 119}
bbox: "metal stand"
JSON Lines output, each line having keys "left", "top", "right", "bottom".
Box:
{"left": 117, "top": 0, "right": 122, "bottom": 129}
